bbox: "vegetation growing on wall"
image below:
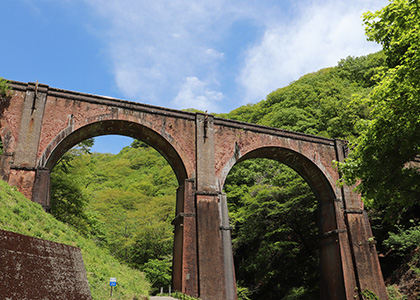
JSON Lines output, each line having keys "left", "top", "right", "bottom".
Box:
{"left": 0, "top": 77, "right": 9, "bottom": 98}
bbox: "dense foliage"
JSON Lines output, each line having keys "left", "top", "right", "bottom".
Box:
{"left": 338, "top": 0, "right": 420, "bottom": 222}
{"left": 336, "top": 1, "right": 420, "bottom": 298}
{"left": 50, "top": 139, "right": 95, "bottom": 234}
{"left": 225, "top": 161, "right": 319, "bottom": 299}
{"left": 219, "top": 52, "right": 385, "bottom": 140}
{"left": 0, "top": 77, "right": 9, "bottom": 98}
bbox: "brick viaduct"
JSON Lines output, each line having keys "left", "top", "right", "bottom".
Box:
{"left": 0, "top": 81, "right": 388, "bottom": 300}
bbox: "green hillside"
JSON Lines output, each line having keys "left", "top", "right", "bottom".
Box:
{"left": 0, "top": 179, "right": 150, "bottom": 300}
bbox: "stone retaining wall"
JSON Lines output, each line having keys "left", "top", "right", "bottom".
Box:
{"left": 0, "top": 229, "right": 91, "bottom": 299}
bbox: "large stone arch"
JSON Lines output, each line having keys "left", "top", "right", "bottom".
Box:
{"left": 33, "top": 118, "right": 193, "bottom": 297}
{"left": 32, "top": 119, "right": 188, "bottom": 211}
{"left": 220, "top": 145, "right": 356, "bottom": 299}
{"left": 39, "top": 119, "right": 188, "bottom": 184}
{"left": 223, "top": 146, "right": 336, "bottom": 203}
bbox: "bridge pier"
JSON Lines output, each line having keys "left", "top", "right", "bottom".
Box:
{"left": 193, "top": 113, "right": 236, "bottom": 300}
{"left": 8, "top": 167, "right": 37, "bottom": 200}
{"left": 172, "top": 178, "right": 236, "bottom": 300}
{"left": 196, "top": 192, "right": 226, "bottom": 299}
{"left": 335, "top": 141, "right": 388, "bottom": 300}
{"left": 219, "top": 193, "right": 237, "bottom": 300}
{"left": 172, "top": 179, "right": 199, "bottom": 297}
{"left": 7, "top": 82, "right": 51, "bottom": 210}
{"left": 319, "top": 195, "right": 356, "bottom": 300}
{"left": 8, "top": 167, "right": 51, "bottom": 211}
{"left": 32, "top": 168, "right": 51, "bottom": 211}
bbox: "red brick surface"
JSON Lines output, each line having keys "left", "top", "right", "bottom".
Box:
{"left": 0, "top": 229, "right": 91, "bottom": 299}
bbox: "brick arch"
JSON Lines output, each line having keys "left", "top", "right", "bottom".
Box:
{"left": 231, "top": 146, "right": 336, "bottom": 205}
{"left": 221, "top": 146, "right": 349, "bottom": 299}
{"left": 39, "top": 119, "right": 188, "bottom": 184}
{"left": 35, "top": 120, "right": 191, "bottom": 298}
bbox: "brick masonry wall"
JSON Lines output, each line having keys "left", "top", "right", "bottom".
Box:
{"left": 0, "top": 229, "right": 91, "bottom": 299}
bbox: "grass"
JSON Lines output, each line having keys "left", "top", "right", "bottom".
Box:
{"left": 0, "top": 180, "right": 150, "bottom": 299}
{"left": 160, "top": 292, "right": 201, "bottom": 300}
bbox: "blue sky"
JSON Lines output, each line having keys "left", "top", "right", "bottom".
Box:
{"left": 1, "top": 0, "right": 387, "bottom": 153}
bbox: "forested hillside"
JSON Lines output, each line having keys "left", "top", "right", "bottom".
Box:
{"left": 218, "top": 51, "right": 383, "bottom": 140}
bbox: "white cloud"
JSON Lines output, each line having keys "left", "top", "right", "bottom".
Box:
{"left": 82, "top": 0, "right": 388, "bottom": 111}
{"left": 172, "top": 76, "right": 223, "bottom": 112}
{"left": 206, "top": 48, "right": 225, "bottom": 60}
{"left": 237, "top": 0, "right": 388, "bottom": 104}
{"left": 83, "top": 0, "right": 234, "bottom": 109}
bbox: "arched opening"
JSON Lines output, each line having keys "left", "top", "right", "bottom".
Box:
{"left": 42, "top": 120, "right": 187, "bottom": 184}
{"left": 39, "top": 120, "right": 189, "bottom": 295}
{"left": 223, "top": 146, "right": 346, "bottom": 300}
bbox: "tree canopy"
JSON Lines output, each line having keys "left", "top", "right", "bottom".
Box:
{"left": 338, "top": 0, "right": 420, "bottom": 220}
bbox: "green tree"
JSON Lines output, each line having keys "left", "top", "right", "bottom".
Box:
{"left": 50, "top": 139, "right": 95, "bottom": 234}
{"left": 0, "top": 78, "right": 10, "bottom": 155}
{"left": 141, "top": 258, "right": 172, "bottom": 295}
{"left": 338, "top": 0, "right": 420, "bottom": 220}
{"left": 0, "top": 77, "right": 9, "bottom": 98}
{"left": 50, "top": 169, "right": 90, "bottom": 229}
{"left": 226, "top": 161, "right": 319, "bottom": 299}
{"left": 73, "top": 141, "right": 177, "bottom": 289}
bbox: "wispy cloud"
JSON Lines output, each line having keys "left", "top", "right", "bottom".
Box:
{"left": 172, "top": 76, "right": 223, "bottom": 112}
{"left": 238, "top": 0, "right": 387, "bottom": 104}
{"left": 83, "top": 0, "right": 387, "bottom": 112}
